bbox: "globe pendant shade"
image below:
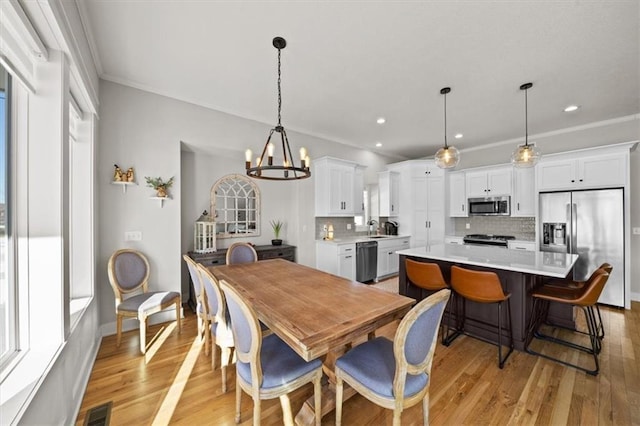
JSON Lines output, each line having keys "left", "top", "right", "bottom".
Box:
{"left": 435, "top": 146, "right": 460, "bottom": 169}
{"left": 511, "top": 143, "right": 540, "bottom": 168}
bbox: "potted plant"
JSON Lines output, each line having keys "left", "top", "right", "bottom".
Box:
{"left": 270, "top": 220, "right": 284, "bottom": 246}
{"left": 145, "top": 176, "right": 174, "bottom": 198}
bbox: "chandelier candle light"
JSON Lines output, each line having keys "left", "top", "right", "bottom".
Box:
{"left": 245, "top": 37, "right": 311, "bottom": 180}
{"left": 434, "top": 87, "right": 460, "bottom": 169}
{"left": 511, "top": 82, "right": 541, "bottom": 168}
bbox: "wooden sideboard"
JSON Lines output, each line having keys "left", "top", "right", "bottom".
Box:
{"left": 185, "top": 244, "right": 296, "bottom": 312}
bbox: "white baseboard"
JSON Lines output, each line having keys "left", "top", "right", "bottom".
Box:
{"left": 100, "top": 307, "right": 183, "bottom": 336}
{"left": 631, "top": 292, "right": 640, "bottom": 302}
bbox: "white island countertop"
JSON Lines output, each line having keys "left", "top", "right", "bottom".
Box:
{"left": 397, "top": 244, "right": 578, "bottom": 278}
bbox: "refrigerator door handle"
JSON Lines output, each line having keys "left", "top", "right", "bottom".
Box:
{"left": 566, "top": 203, "right": 572, "bottom": 253}
{"left": 571, "top": 203, "right": 578, "bottom": 254}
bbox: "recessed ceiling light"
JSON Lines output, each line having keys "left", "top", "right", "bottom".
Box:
{"left": 564, "top": 105, "right": 580, "bottom": 112}
{"left": 455, "top": 133, "right": 463, "bottom": 139}
{"left": 375, "top": 142, "right": 382, "bottom": 147}
{"left": 376, "top": 117, "right": 386, "bottom": 124}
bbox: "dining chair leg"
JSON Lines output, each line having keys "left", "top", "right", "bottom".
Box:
{"left": 335, "top": 375, "right": 344, "bottom": 426}
{"left": 234, "top": 376, "right": 242, "bottom": 424}
{"left": 139, "top": 315, "right": 147, "bottom": 354}
{"left": 252, "top": 397, "right": 261, "bottom": 426}
{"left": 204, "top": 323, "right": 210, "bottom": 356}
{"left": 313, "top": 373, "right": 321, "bottom": 426}
{"left": 392, "top": 408, "right": 401, "bottom": 426}
{"left": 279, "top": 394, "right": 294, "bottom": 426}
{"left": 221, "top": 346, "right": 231, "bottom": 393}
{"left": 211, "top": 336, "right": 217, "bottom": 371}
{"left": 175, "top": 299, "right": 181, "bottom": 333}
{"left": 422, "top": 392, "right": 429, "bottom": 425}
{"left": 116, "top": 315, "right": 123, "bottom": 348}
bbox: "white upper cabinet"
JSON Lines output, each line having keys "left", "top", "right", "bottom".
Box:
{"left": 537, "top": 152, "right": 627, "bottom": 192}
{"left": 512, "top": 167, "right": 535, "bottom": 217}
{"left": 466, "top": 166, "right": 512, "bottom": 198}
{"left": 379, "top": 171, "right": 400, "bottom": 217}
{"left": 353, "top": 166, "right": 365, "bottom": 215}
{"left": 314, "top": 157, "right": 363, "bottom": 216}
{"left": 448, "top": 171, "right": 467, "bottom": 217}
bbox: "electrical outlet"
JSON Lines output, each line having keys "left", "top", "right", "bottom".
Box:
{"left": 347, "top": 224, "right": 352, "bottom": 230}
{"left": 465, "top": 223, "right": 471, "bottom": 229}
{"left": 125, "top": 231, "right": 142, "bottom": 241}
{"left": 633, "top": 227, "right": 640, "bottom": 235}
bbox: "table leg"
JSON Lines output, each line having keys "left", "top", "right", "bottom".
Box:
{"left": 294, "top": 344, "right": 355, "bottom": 425}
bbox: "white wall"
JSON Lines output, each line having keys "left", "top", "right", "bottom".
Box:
{"left": 100, "top": 80, "right": 397, "bottom": 326}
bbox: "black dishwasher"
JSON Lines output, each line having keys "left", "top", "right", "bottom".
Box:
{"left": 356, "top": 241, "right": 378, "bottom": 283}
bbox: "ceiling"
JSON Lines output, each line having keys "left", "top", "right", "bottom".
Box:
{"left": 80, "top": 1, "right": 639, "bottom": 160}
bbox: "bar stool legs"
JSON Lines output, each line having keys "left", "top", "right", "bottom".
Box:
{"left": 526, "top": 298, "right": 601, "bottom": 375}
{"left": 443, "top": 290, "right": 514, "bottom": 369}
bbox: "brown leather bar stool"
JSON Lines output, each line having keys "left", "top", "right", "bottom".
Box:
{"left": 526, "top": 268, "right": 610, "bottom": 375}
{"left": 542, "top": 262, "right": 611, "bottom": 340}
{"left": 449, "top": 266, "right": 513, "bottom": 369}
{"left": 405, "top": 259, "right": 453, "bottom": 344}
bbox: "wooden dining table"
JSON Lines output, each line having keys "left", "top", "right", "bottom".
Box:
{"left": 208, "top": 258, "right": 415, "bottom": 425}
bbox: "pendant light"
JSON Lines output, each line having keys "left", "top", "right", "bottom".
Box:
{"left": 435, "top": 87, "right": 460, "bottom": 169}
{"left": 511, "top": 82, "right": 541, "bottom": 168}
{"left": 245, "top": 37, "right": 310, "bottom": 180}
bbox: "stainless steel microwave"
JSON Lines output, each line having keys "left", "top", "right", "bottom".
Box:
{"left": 468, "top": 196, "right": 511, "bottom": 216}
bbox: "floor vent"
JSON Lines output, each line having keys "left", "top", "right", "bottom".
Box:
{"left": 84, "top": 401, "right": 112, "bottom": 426}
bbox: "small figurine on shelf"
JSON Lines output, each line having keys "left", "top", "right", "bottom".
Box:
{"left": 145, "top": 176, "right": 174, "bottom": 198}
{"left": 126, "top": 167, "right": 135, "bottom": 183}
{"left": 113, "top": 164, "right": 124, "bottom": 182}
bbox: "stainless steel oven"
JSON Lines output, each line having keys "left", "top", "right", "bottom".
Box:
{"left": 468, "top": 196, "right": 511, "bottom": 216}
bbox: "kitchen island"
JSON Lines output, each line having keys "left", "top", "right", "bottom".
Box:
{"left": 397, "top": 244, "right": 579, "bottom": 350}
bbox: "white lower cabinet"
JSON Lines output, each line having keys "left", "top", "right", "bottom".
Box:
{"left": 316, "top": 242, "right": 356, "bottom": 280}
{"left": 376, "top": 237, "right": 410, "bottom": 279}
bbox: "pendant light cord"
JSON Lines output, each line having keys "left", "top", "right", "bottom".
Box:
{"left": 277, "top": 47, "right": 282, "bottom": 127}
{"left": 524, "top": 86, "right": 528, "bottom": 147}
{"left": 443, "top": 90, "right": 448, "bottom": 149}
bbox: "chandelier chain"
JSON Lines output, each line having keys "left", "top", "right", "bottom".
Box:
{"left": 524, "top": 86, "right": 529, "bottom": 146}
{"left": 277, "top": 47, "right": 282, "bottom": 126}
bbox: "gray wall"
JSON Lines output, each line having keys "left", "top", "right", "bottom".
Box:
{"left": 99, "top": 80, "right": 397, "bottom": 327}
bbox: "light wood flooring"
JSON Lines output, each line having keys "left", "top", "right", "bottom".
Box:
{"left": 76, "top": 284, "right": 639, "bottom": 425}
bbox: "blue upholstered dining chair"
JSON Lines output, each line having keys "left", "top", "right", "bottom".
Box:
{"left": 225, "top": 242, "right": 258, "bottom": 265}
{"left": 107, "top": 249, "right": 181, "bottom": 354}
{"left": 196, "top": 263, "right": 235, "bottom": 392}
{"left": 335, "top": 289, "right": 451, "bottom": 426}
{"left": 183, "top": 255, "right": 211, "bottom": 354}
{"left": 219, "top": 279, "right": 323, "bottom": 426}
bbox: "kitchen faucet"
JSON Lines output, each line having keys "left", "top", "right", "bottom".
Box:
{"left": 367, "top": 219, "right": 378, "bottom": 236}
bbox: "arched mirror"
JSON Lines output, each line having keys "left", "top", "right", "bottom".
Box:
{"left": 211, "top": 174, "right": 260, "bottom": 238}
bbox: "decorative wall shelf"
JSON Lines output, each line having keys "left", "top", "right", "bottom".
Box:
{"left": 111, "top": 181, "right": 137, "bottom": 193}
{"left": 150, "top": 196, "right": 170, "bottom": 207}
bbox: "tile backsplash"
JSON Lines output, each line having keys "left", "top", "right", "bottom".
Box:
{"left": 453, "top": 217, "right": 536, "bottom": 240}
{"left": 315, "top": 216, "right": 392, "bottom": 240}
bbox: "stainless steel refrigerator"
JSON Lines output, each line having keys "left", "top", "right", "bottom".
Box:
{"left": 539, "top": 189, "right": 624, "bottom": 307}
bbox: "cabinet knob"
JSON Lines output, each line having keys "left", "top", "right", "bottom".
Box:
{"left": 579, "top": 179, "right": 583, "bottom": 182}
{"left": 462, "top": 204, "right": 465, "bottom": 211}
{"left": 571, "top": 179, "right": 575, "bottom": 183}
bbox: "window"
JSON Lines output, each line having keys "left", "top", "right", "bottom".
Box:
{"left": 0, "top": 64, "right": 16, "bottom": 367}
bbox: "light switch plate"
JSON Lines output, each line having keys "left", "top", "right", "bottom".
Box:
{"left": 466, "top": 223, "right": 471, "bottom": 229}
{"left": 125, "top": 231, "right": 142, "bottom": 241}
{"left": 633, "top": 227, "right": 640, "bottom": 235}
{"left": 347, "top": 224, "right": 352, "bottom": 230}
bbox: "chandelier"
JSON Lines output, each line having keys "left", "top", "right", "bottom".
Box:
{"left": 434, "top": 87, "right": 460, "bottom": 169}
{"left": 245, "top": 37, "right": 310, "bottom": 180}
{"left": 511, "top": 82, "right": 541, "bottom": 168}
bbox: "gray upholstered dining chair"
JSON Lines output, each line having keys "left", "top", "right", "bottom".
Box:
{"left": 183, "top": 255, "right": 211, "bottom": 354}
{"left": 335, "top": 289, "right": 451, "bottom": 426}
{"left": 107, "top": 249, "right": 181, "bottom": 354}
{"left": 219, "top": 279, "right": 323, "bottom": 426}
{"left": 226, "top": 242, "right": 258, "bottom": 264}
{"left": 196, "top": 263, "right": 235, "bottom": 392}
